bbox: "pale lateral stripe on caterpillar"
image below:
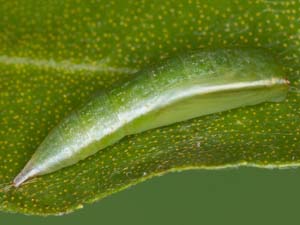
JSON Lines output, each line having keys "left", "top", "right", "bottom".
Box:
{"left": 12, "top": 48, "right": 289, "bottom": 187}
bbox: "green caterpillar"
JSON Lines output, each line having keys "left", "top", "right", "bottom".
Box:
{"left": 13, "top": 48, "right": 289, "bottom": 187}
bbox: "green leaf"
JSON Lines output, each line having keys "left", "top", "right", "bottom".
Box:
{"left": 0, "top": 0, "right": 299, "bottom": 215}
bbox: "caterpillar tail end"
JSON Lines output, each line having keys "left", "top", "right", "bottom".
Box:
{"left": 13, "top": 166, "right": 37, "bottom": 188}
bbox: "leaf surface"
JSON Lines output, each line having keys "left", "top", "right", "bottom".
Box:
{"left": 0, "top": 0, "right": 299, "bottom": 215}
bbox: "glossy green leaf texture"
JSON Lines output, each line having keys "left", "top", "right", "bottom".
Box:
{"left": 0, "top": 0, "right": 299, "bottom": 215}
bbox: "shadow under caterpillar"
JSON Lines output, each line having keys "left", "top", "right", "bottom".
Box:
{"left": 12, "top": 48, "right": 290, "bottom": 187}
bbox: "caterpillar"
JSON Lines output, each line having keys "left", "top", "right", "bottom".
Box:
{"left": 13, "top": 48, "right": 289, "bottom": 187}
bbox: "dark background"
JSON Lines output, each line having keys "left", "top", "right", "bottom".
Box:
{"left": 1, "top": 167, "right": 300, "bottom": 225}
